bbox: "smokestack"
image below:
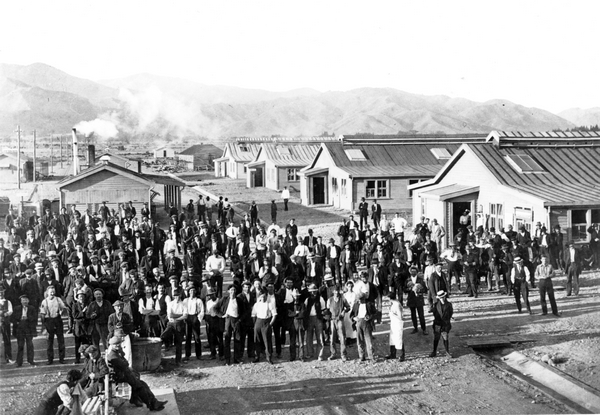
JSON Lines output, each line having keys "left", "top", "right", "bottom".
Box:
{"left": 88, "top": 145, "right": 96, "bottom": 167}
{"left": 72, "top": 128, "right": 80, "bottom": 175}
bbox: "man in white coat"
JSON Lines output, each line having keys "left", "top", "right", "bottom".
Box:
{"left": 385, "top": 291, "right": 405, "bottom": 361}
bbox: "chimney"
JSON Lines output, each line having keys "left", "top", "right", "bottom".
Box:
{"left": 88, "top": 145, "right": 96, "bottom": 167}
{"left": 72, "top": 128, "right": 80, "bottom": 175}
{"left": 138, "top": 160, "right": 142, "bottom": 174}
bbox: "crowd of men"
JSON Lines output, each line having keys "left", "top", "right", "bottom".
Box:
{"left": 0, "top": 195, "right": 590, "bottom": 377}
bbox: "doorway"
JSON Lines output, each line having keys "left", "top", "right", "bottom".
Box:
{"left": 452, "top": 201, "right": 472, "bottom": 237}
{"left": 254, "top": 167, "right": 264, "bottom": 187}
{"left": 313, "top": 177, "right": 325, "bottom": 204}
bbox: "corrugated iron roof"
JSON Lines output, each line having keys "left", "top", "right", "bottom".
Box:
{"left": 469, "top": 143, "right": 600, "bottom": 206}
{"left": 178, "top": 144, "right": 223, "bottom": 156}
{"left": 341, "top": 133, "right": 488, "bottom": 145}
{"left": 227, "top": 143, "right": 262, "bottom": 162}
{"left": 260, "top": 143, "right": 321, "bottom": 167}
{"left": 325, "top": 142, "right": 459, "bottom": 175}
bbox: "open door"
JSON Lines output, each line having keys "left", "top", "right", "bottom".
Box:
{"left": 313, "top": 177, "right": 325, "bottom": 204}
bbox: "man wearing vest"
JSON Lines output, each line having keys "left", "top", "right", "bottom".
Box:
{"left": 511, "top": 256, "right": 533, "bottom": 314}
{"left": 304, "top": 283, "right": 326, "bottom": 361}
{"left": 0, "top": 287, "right": 14, "bottom": 364}
{"left": 35, "top": 369, "right": 83, "bottom": 415}
{"left": 327, "top": 285, "right": 350, "bottom": 361}
{"left": 39, "top": 285, "right": 68, "bottom": 364}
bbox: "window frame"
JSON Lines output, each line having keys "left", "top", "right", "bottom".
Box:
{"left": 366, "top": 179, "right": 389, "bottom": 199}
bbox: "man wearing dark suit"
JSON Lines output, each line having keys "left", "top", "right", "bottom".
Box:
{"left": 313, "top": 237, "right": 327, "bottom": 278}
{"left": 12, "top": 294, "right": 38, "bottom": 366}
{"left": 163, "top": 249, "right": 183, "bottom": 277}
{"left": 358, "top": 197, "right": 369, "bottom": 231}
{"left": 58, "top": 208, "right": 70, "bottom": 238}
{"left": 326, "top": 238, "right": 342, "bottom": 283}
{"left": 139, "top": 247, "right": 159, "bottom": 280}
{"left": 427, "top": 263, "right": 449, "bottom": 311}
{"left": 564, "top": 241, "right": 581, "bottom": 296}
{"left": 237, "top": 281, "right": 255, "bottom": 359}
{"left": 0, "top": 238, "right": 12, "bottom": 274}
{"left": 338, "top": 243, "right": 356, "bottom": 285}
{"left": 217, "top": 285, "right": 246, "bottom": 364}
{"left": 371, "top": 199, "right": 382, "bottom": 230}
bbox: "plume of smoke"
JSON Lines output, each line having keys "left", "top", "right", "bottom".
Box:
{"left": 74, "top": 118, "right": 118, "bottom": 138}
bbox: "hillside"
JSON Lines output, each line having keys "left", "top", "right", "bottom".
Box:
{"left": 0, "top": 62, "right": 577, "bottom": 139}
{"left": 558, "top": 107, "right": 600, "bottom": 127}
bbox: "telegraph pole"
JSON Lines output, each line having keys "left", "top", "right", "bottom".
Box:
{"left": 15, "top": 125, "right": 22, "bottom": 189}
{"left": 50, "top": 133, "right": 54, "bottom": 174}
{"left": 32, "top": 129, "right": 36, "bottom": 183}
{"left": 60, "top": 134, "right": 63, "bottom": 168}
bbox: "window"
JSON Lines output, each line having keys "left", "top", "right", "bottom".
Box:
{"left": 341, "top": 179, "right": 347, "bottom": 196}
{"left": 572, "top": 209, "right": 587, "bottom": 241}
{"left": 408, "top": 179, "right": 424, "bottom": 198}
{"left": 239, "top": 144, "right": 249, "bottom": 152}
{"left": 514, "top": 207, "right": 533, "bottom": 232}
{"left": 243, "top": 166, "right": 247, "bottom": 173}
{"left": 287, "top": 168, "right": 300, "bottom": 181}
{"left": 277, "top": 146, "right": 291, "bottom": 156}
{"left": 489, "top": 203, "right": 504, "bottom": 231}
{"left": 344, "top": 149, "right": 367, "bottom": 161}
{"left": 366, "top": 180, "right": 388, "bottom": 199}
{"left": 332, "top": 177, "right": 338, "bottom": 193}
{"left": 506, "top": 154, "right": 545, "bottom": 173}
{"left": 430, "top": 148, "right": 452, "bottom": 160}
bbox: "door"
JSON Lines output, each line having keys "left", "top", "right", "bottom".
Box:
{"left": 254, "top": 167, "right": 263, "bottom": 187}
{"left": 313, "top": 177, "right": 325, "bottom": 204}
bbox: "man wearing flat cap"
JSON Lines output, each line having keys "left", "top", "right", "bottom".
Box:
{"left": 86, "top": 288, "right": 113, "bottom": 350}
{"left": 106, "top": 336, "right": 167, "bottom": 411}
{"left": 161, "top": 288, "right": 187, "bottom": 366}
{"left": 12, "top": 294, "right": 37, "bottom": 366}
{"left": 80, "top": 344, "right": 109, "bottom": 395}
{"left": 20, "top": 268, "right": 42, "bottom": 310}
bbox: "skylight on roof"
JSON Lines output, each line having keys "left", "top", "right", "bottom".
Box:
{"left": 277, "top": 146, "right": 291, "bottom": 156}
{"left": 431, "top": 148, "right": 452, "bottom": 160}
{"left": 239, "top": 143, "right": 249, "bottom": 152}
{"left": 344, "top": 149, "right": 366, "bottom": 161}
{"left": 505, "top": 154, "right": 545, "bottom": 173}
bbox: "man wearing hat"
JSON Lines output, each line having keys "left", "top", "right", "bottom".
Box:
{"left": 217, "top": 284, "right": 246, "bottom": 364}
{"left": 20, "top": 268, "right": 41, "bottom": 310}
{"left": 80, "top": 344, "right": 109, "bottom": 395}
{"left": 39, "top": 285, "right": 68, "bottom": 364}
{"left": 429, "top": 290, "right": 453, "bottom": 358}
{"left": 106, "top": 336, "right": 167, "bottom": 411}
{"left": 163, "top": 248, "right": 183, "bottom": 278}
{"left": 405, "top": 266, "right": 428, "bottom": 334}
{"left": 11, "top": 294, "right": 37, "bottom": 366}
{"left": 206, "top": 249, "right": 226, "bottom": 297}
{"left": 535, "top": 255, "right": 560, "bottom": 316}
{"left": 427, "top": 262, "right": 448, "bottom": 312}
{"left": 564, "top": 241, "right": 581, "bottom": 296}
{"left": 35, "top": 369, "right": 83, "bottom": 415}
{"left": 439, "top": 243, "right": 462, "bottom": 294}
{"left": 184, "top": 285, "right": 204, "bottom": 361}
{"left": 72, "top": 291, "right": 89, "bottom": 363}
{"left": 326, "top": 238, "right": 341, "bottom": 285}
{"left": 204, "top": 286, "right": 224, "bottom": 360}
{"left": 0, "top": 238, "right": 13, "bottom": 275}
{"left": 303, "top": 283, "right": 326, "bottom": 360}
{"left": 251, "top": 289, "right": 277, "bottom": 364}
{"left": 0, "top": 287, "right": 14, "bottom": 364}
{"left": 510, "top": 256, "right": 533, "bottom": 314}
{"left": 161, "top": 288, "right": 188, "bottom": 365}
{"left": 86, "top": 288, "right": 113, "bottom": 349}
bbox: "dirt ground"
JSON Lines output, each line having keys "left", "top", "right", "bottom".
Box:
{"left": 1, "top": 182, "right": 599, "bottom": 415}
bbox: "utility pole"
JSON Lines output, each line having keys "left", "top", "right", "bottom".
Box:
{"left": 32, "top": 129, "right": 36, "bottom": 183}
{"left": 50, "top": 133, "right": 54, "bottom": 174}
{"left": 60, "top": 134, "right": 63, "bottom": 168}
{"left": 15, "top": 125, "right": 22, "bottom": 189}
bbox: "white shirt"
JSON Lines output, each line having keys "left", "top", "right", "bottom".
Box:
{"left": 281, "top": 189, "right": 290, "bottom": 199}
{"left": 167, "top": 299, "right": 188, "bottom": 321}
{"left": 305, "top": 296, "right": 326, "bottom": 316}
{"left": 206, "top": 298, "right": 220, "bottom": 317}
{"left": 392, "top": 217, "right": 408, "bottom": 233}
{"left": 40, "top": 296, "right": 66, "bottom": 318}
{"left": 206, "top": 255, "right": 225, "bottom": 273}
{"left": 139, "top": 296, "right": 160, "bottom": 315}
{"left": 225, "top": 297, "right": 239, "bottom": 318}
{"left": 252, "top": 299, "right": 277, "bottom": 319}
{"left": 186, "top": 297, "right": 205, "bottom": 320}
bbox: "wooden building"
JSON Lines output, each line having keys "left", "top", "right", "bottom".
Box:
{"left": 299, "top": 134, "right": 488, "bottom": 212}
{"left": 57, "top": 161, "right": 185, "bottom": 214}
{"left": 95, "top": 152, "right": 142, "bottom": 173}
{"left": 177, "top": 143, "right": 222, "bottom": 171}
{"left": 0, "top": 152, "right": 30, "bottom": 184}
{"left": 214, "top": 142, "right": 261, "bottom": 179}
{"left": 410, "top": 130, "right": 600, "bottom": 247}
{"left": 246, "top": 143, "right": 320, "bottom": 190}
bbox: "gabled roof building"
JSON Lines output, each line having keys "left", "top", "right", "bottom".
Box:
{"left": 409, "top": 130, "right": 600, "bottom": 248}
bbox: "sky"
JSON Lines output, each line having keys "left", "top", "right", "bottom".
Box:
{"left": 1, "top": 0, "right": 599, "bottom": 113}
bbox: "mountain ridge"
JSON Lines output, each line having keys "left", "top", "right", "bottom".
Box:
{"left": 0, "top": 62, "right": 581, "bottom": 140}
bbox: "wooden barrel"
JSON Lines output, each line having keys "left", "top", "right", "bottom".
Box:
{"left": 131, "top": 337, "right": 162, "bottom": 372}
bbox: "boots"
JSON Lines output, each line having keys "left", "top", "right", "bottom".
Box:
{"left": 443, "top": 338, "right": 452, "bottom": 358}
{"left": 429, "top": 338, "right": 439, "bottom": 357}
{"left": 385, "top": 346, "right": 396, "bottom": 359}
{"left": 399, "top": 344, "right": 406, "bottom": 362}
